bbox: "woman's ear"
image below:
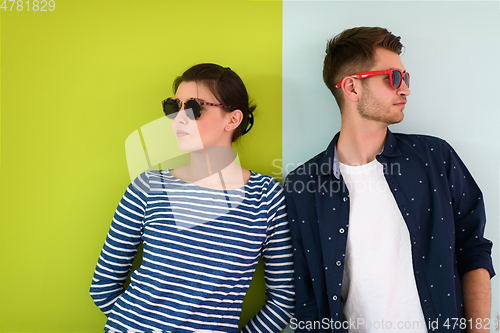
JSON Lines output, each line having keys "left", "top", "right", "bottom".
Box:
{"left": 226, "top": 109, "right": 243, "bottom": 130}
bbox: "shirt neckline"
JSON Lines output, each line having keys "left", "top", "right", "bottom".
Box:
{"left": 165, "top": 169, "right": 255, "bottom": 192}
{"left": 339, "top": 158, "right": 379, "bottom": 169}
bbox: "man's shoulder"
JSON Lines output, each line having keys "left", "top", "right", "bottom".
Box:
{"left": 393, "top": 132, "right": 452, "bottom": 151}
{"left": 285, "top": 150, "right": 332, "bottom": 182}
{"left": 394, "top": 132, "right": 446, "bottom": 144}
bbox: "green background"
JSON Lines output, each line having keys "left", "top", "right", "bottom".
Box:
{"left": 0, "top": 0, "right": 283, "bottom": 331}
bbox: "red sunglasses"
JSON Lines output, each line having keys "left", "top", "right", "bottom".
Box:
{"left": 335, "top": 69, "right": 410, "bottom": 90}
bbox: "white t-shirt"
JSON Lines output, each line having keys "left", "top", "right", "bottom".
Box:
{"left": 339, "top": 159, "right": 427, "bottom": 333}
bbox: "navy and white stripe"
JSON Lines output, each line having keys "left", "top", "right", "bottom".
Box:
{"left": 90, "top": 170, "right": 294, "bottom": 332}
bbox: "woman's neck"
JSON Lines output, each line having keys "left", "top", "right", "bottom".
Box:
{"left": 172, "top": 146, "right": 250, "bottom": 190}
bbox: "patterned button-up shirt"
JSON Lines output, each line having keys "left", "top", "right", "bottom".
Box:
{"left": 284, "top": 129, "right": 495, "bottom": 332}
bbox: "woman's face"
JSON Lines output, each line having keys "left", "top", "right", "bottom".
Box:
{"left": 171, "top": 81, "right": 232, "bottom": 152}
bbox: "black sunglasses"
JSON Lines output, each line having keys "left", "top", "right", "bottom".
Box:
{"left": 162, "top": 98, "right": 230, "bottom": 120}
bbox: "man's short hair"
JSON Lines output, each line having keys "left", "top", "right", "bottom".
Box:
{"left": 323, "top": 27, "right": 404, "bottom": 109}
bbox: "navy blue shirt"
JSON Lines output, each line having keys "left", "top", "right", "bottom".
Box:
{"left": 284, "top": 129, "right": 494, "bottom": 332}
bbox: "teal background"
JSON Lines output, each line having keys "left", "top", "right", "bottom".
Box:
{"left": 282, "top": 1, "right": 500, "bottom": 329}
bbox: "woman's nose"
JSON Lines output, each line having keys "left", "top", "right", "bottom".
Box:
{"left": 172, "top": 108, "right": 195, "bottom": 123}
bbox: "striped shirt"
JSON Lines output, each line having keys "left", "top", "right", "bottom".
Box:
{"left": 90, "top": 170, "right": 294, "bottom": 332}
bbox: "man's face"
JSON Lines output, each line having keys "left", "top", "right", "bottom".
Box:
{"left": 357, "top": 48, "right": 410, "bottom": 125}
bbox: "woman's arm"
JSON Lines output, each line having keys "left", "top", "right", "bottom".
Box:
{"left": 89, "top": 173, "right": 149, "bottom": 315}
{"left": 241, "top": 179, "right": 295, "bottom": 332}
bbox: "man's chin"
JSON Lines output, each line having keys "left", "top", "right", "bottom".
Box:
{"left": 389, "top": 112, "right": 405, "bottom": 125}
{"left": 392, "top": 116, "right": 404, "bottom": 124}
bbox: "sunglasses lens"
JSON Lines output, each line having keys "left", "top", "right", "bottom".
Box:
{"left": 391, "top": 70, "right": 402, "bottom": 89}
{"left": 184, "top": 99, "right": 202, "bottom": 120}
{"left": 163, "top": 99, "right": 179, "bottom": 119}
{"left": 404, "top": 73, "right": 410, "bottom": 88}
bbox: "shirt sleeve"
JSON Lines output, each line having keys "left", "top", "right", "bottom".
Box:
{"left": 89, "top": 173, "right": 149, "bottom": 315}
{"left": 283, "top": 175, "right": 321, "bottom": 331}
{"left": 441, "top": 141, "right": 495, "bottom": 278}
{"left": 241, "top": 178, "right": 295, "bottom": 332}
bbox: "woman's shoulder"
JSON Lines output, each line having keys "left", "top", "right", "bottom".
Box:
{"left": 128, "top": 170, "right": 177, "bottom": 194}
{"left": 246, "top": 171, "right": 284, "bottom": 194}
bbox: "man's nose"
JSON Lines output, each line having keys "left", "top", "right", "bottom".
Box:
{"left": 398, "top": 81, "right": 410, "bottom": 96}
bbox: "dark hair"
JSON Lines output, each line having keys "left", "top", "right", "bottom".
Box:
{"left": 323, "top": 27, "right": 404, "bottom": 109}
{"left": 173, "top": 63, "right": 255, "bottom": 142}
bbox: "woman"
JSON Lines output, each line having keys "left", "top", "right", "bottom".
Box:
{"left": 89, "top": 64, "right": 294, "bottom": 332}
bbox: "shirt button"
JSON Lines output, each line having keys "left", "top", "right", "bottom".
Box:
{"left": 339, "top": 228, "right": 345, "bottom": 234}
{"left": 343, "top": 197, "right": 348, "bottom": 202}
{"left": 336, "top": 261, "right": 342, "bottom": 266}
{"left": 332, "top": 295, "right": 338, "bottom": 301}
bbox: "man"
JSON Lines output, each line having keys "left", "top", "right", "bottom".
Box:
{"left": 284, "top": 27, "right": 494, "bottom": 332}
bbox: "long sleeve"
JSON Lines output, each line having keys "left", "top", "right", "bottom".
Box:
{"left": 241, "top": 179, "right": 295, "bottom": 332}
{"left": 441, "top": 141, "right": 495, "bottom": 278}
{"left": 89, "top": 173, "right": 149, "bottom": 315}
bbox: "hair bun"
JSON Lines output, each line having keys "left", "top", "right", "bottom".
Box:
{"left": 243, "top": 109, "right": 254, "bottom": 135}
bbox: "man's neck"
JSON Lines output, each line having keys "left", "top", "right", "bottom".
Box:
{"left": 337, "top": 118, "right": 388, "bottom": 166}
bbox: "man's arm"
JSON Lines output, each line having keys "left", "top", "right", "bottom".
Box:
{"left": 461, "top": 268, "right": 491, "bottom": 333}
{"left": 283, "top": 176, "right": 321, "bottom": 331}
{"left": 440, "top": 140, "right": 495, "bottom": 331}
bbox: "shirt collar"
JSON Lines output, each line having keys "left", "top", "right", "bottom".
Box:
{"left": 316, "top": 128, "right": 401, "bottom": 179}
{"left": 379, "top": 128, "right": 402, "bottom": 158}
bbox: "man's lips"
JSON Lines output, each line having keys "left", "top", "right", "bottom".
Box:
{"left": 394, "top": 100, "right": 407, "bottom": 106}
